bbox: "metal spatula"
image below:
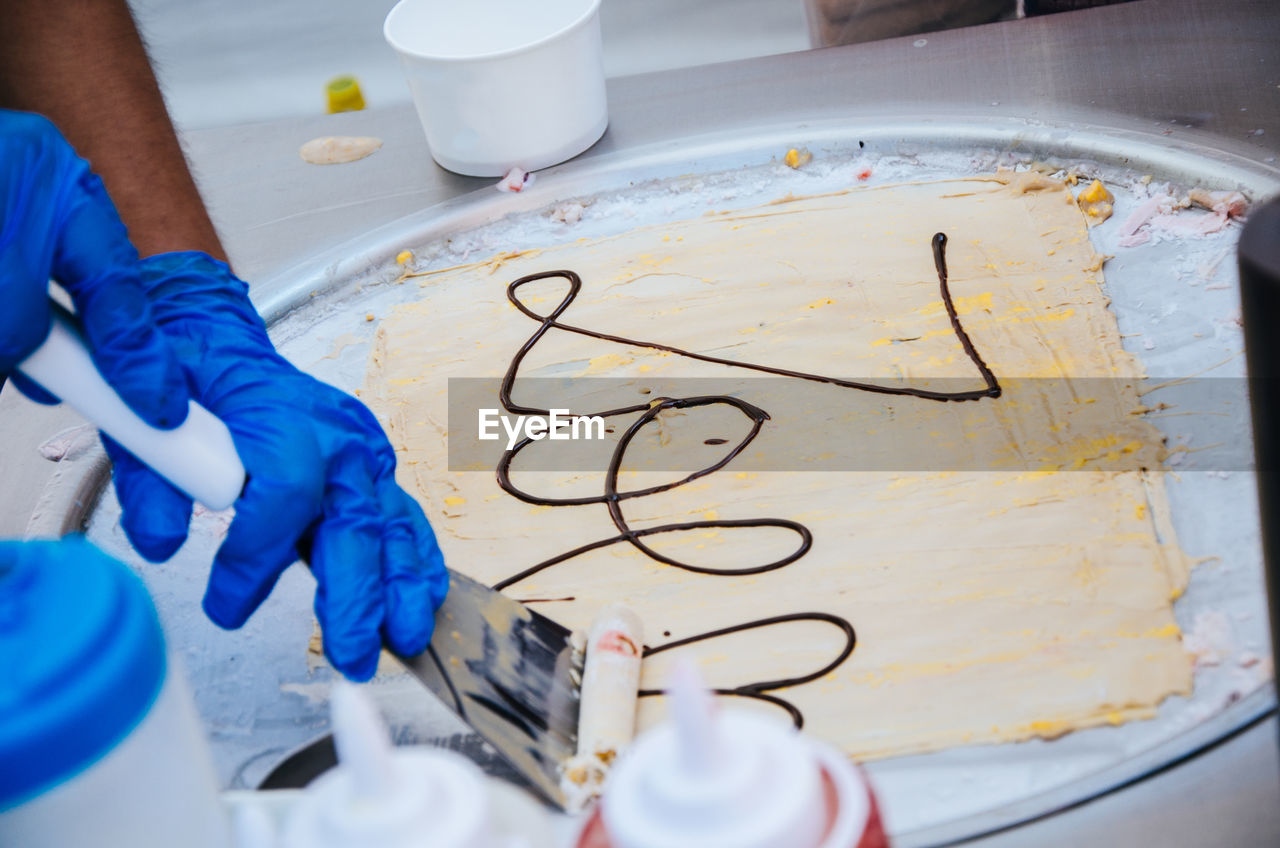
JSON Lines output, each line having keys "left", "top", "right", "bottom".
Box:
{"left": 17, "top": 301, "right": 580, "bottom": 807}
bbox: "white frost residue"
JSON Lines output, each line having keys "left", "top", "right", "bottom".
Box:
{"left": 37, "top": 424, "right": 98, "bottom": 461}
{"left": 1116, "top": 186, "right": 1248, "bottom": 247}
{"left": 191, "top": 502, "right": 235, "bottom": 536}
{"left": 551, "top": 201, "right": 586, "bottom": 225}
{"left": 279, "top": 681, "right": 331, "bottom": 705}
{"left": 497, "top": 167, "right": 535, "bottom": 193}
{"left": 1183, "top": 610, "right": 1235, "bottom": 667}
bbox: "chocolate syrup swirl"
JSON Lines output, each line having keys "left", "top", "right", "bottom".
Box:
{"left": 489, "top": 233, "right": 997, "bottom": 727}
{"left": 639, "top": 613, "right": 856, "bottom": 729}
{"left": 498, "top": 232, "right": 999, "bottom": 418}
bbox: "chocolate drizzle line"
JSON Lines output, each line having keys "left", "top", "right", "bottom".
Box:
{"left": 494, "top": 394, "right": 811, "bottom": 587}
{"left": 498, "top": 232, "right": 999, "bottom": 417}
{"left": 639, "top": 613, "right": 856, "bottom": 729}
{"left": 488, "top": 233, "right": 996, "bottom": 727}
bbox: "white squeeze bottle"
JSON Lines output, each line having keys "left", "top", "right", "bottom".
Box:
{"left": 583, "top": 661, "right": 886, "bottom": 848}
{"left": 0, "top": 538, "right": 231, "bottom": 848}
{"left": 280, "top": 682, "right": 494, "bottom": 848}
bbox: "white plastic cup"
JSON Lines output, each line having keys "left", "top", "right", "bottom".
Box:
{"left": 384, "top": 0, "right": 608, "bottom": 177}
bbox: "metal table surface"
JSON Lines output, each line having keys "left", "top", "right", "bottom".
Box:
{"left": 2, "top": 0, "right": 1278, "bottom": 844}
{"left": 193, "top": 0, "right": 1279, "bottom": 292}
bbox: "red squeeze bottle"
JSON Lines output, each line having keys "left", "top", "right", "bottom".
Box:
{"left": 574, "top": 661, "right": 888, "bottom": 848}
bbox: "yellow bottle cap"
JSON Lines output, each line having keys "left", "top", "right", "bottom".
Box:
{"left": 326, "top": 76, "right": 366, "bottom": 114}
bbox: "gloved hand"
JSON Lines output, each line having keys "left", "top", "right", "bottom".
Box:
{"left": 0, "top": 110, "right": 188, "bottom": 426}
{"left": 105, "top": 251, "right": 449, "bottom": 681}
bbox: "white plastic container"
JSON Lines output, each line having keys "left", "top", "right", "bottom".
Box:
{"left": 384, "top": 0, "right": 608, "bottom": 177}
{"left": 0, "top": 538, "right": 231, "bottom": 848}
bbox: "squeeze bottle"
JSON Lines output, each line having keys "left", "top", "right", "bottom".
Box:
{"left": 577, "top": 661, "right": 887, "bottom": 848}
{"left": 280, "top": 682, "right": 494, "bottom": 848}
{"left": 0, "top": 538, "right": 231, "bottom": 848}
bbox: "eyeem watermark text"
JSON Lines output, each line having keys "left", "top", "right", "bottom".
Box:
{"left": 478, "top": 408, "right": 607, "bottom": 450}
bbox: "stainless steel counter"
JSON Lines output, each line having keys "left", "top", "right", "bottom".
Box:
{"left": 3, "top": 0, "right": 1278, "bottom": 843}
{"left": 181, "top": 0, "right": 1277, "bottom": 289}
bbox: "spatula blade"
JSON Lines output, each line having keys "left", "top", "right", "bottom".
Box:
{"left": 395, "top": 570, "right": 579, "bottom": 808}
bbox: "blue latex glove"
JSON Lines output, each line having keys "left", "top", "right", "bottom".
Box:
{"left": 0, "top": 110, "right": 188, "bottom": 425}
{"left": 105, "top": 251, "right": 448, "bottom": 681}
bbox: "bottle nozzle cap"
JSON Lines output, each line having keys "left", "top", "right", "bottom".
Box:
{"left": 282, "top": 684, "right": 491, "bottom": 848}
{"left": 331, "top": 681, "right": 395, "bottom": 802}
{"left": 669, "top": 659, "right": 722, "bottom": 778}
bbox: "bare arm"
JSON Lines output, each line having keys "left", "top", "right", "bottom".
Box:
{"left": 0, "top": 0, "right": 226, "bottom": 260}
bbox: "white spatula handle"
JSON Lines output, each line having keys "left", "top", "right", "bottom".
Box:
{"left": 17, "top": 304, "right": 247, "bottom": 511}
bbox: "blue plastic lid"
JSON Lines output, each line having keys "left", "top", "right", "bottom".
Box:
{"left": 0, "top": 537, "right": 166, "bottom": 811}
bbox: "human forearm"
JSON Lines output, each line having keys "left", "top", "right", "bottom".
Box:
{"left": 0, "top": 0, "right": 225, "bottom": 260}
